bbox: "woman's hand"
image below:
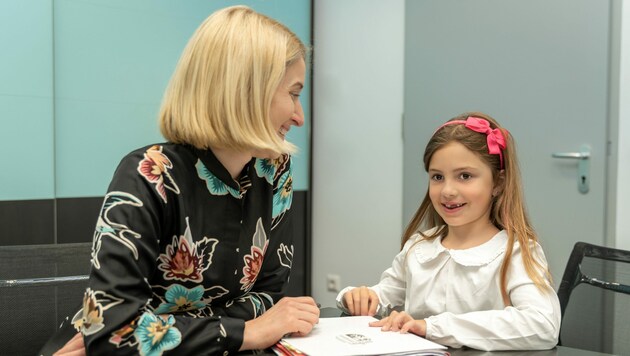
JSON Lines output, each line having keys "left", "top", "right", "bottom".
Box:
{"left": 343, "top": 286, "right": 379, "bottom": 316}
{"left": 240, "top": 296, "right": 320, "bottom": 351}
{"left": 53, "top": 332, "right": 85, "bottom": 356}
{"left": 369, "top": 310, "right": 427, "bottom": 337}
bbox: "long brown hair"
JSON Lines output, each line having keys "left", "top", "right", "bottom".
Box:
{"left": 402, "top": 112, "right": 552, "bottom": 305}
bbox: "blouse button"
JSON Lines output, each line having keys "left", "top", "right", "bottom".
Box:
{"left": 223, "top": 352, "right": 229, "bottom": 356}
{"left": 236, "top": 248, "right": 239, "bottom": 252}
{"left": 234, "top": 269, "right": 237, "bottom": 275}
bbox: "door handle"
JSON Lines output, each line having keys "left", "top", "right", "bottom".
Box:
{"left": 551, "top": 151, "right": 590, "bottom": 159}
{"left": 551, "top": 144, "right": 590, "bottom": 194}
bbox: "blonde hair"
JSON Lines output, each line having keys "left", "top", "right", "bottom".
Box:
{"left": 402, "top": 112, "right": 552, "bottom": 305}
{"left": 159, "top": 5, "right": 306, "bottom": 155}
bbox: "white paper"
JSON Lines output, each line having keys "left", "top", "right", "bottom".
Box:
{"left": 281, "top": 316, "right": 448, "bottom": 356}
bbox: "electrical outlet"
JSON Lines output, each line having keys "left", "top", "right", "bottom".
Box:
{"left": 326, "top": 274, "right": 341, "bottom": 292}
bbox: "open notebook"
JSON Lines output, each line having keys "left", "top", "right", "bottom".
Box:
{"left": 273, "top": 316, "right": 449, "bottom": 356}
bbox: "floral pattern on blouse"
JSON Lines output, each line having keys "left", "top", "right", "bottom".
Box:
{"left": 72, "top": 288, "right": 124, "bottom": 336}
{"left": 134, "top": 313, "right": 181, "bottom": 356}
{"left": 157, "top": 217, "right": 219, "bottom": 283}
{"left": 277, "top": 243, "right": 294, "bottom": 269}
{"left": 91, "top": 191, "right": 143, "bottom": 269}
{"left": 109, "top": 318, "right": 139, "bottom": 348}
{"left": 195, "top": 159, "right": 240, "bottom": 198}
{"left": 273, "top": 169, "right": 293, "bottom": 219}
{"left": 240, "top": 218, "right": 269, "bottom": 291}
{"left": 70, "top": 144, "right": 295, "bottom": 355}
{"left": 137, "top": 145, "right": 180, "bottom": 203}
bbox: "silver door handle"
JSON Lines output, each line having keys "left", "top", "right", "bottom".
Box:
{"left": 551, "top": 151, "right": 590, "bottom": 159}
{"left": 551, "top": 144, "right": 590, "bottom": 194}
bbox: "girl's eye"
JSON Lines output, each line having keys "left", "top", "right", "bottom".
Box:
{"left": 459, "top": 173, "right": 472, "bottom": 180}
{"left": 431, "top": 174, "right": 443, "bottom": 181}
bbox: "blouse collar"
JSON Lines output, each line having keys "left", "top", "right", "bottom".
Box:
{"left": 415, "top": 230, "right": 508, "bottom": 266}
{"left": 192, "top": 146, "right": 255, "bottom": 191}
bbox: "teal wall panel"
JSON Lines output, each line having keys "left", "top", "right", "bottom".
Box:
{"left": 53, "top": 0, "right": 311, "bottom": 197}
{"left": 1, "top": 0, "right": 310, "bottom": 200}
{"left": 0, "top": 0, "right": 55, "bottom": 200}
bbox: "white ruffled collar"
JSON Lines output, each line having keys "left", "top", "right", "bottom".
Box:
{"left": 414, "top": 230, "right": 508, "bottom": 266}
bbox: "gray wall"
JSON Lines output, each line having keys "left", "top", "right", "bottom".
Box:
{"left": 312, "top": 0, "right": 405, "bottom": 308}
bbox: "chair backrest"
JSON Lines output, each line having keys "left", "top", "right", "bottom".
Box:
{"left": 0, "top": 243, "right": 91, "bottom": 356}
{"left": 557, "top": 241, "right": 630, "bottom": 355}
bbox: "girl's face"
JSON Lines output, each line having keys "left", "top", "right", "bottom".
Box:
{"left": 428, "top": 141, "right": 497, "bottom": 233}
{"left": 269, "top": 58, "right": 306, "bottom": 140}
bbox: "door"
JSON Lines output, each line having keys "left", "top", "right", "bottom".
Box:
{"left": 403, "top": 0, "right": 612, "bottom": 351}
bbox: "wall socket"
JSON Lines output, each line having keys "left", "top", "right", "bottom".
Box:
{"left": 326, "top": 274, "right": 341, "bottom": 292}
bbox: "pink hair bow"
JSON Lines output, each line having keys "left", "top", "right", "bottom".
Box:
{"left": 436, "top": 116, "right": 507, "bottom": 168}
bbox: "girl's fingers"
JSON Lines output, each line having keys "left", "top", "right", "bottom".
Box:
{"left": 400, "top": 319, "right": 415, "bottom": 334}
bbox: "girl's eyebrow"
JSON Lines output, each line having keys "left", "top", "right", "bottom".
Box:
{"left": 429, "top": 166, "right": 479, "bottom": 173}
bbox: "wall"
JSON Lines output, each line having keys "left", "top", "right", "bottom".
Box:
{"left": 617, "top": 0, "right": 630, "bottom": 252}
{"left": 0, "top": 0, "right": 311, "bottom": 246}
{"left": 0, "top": 0, "right": 312, "bottom": 296}
{"left": 312, "top": 0, "right": 405, "bottom": 308}
{"left": 613, "top": 1, "right": 630, "bottom": 354}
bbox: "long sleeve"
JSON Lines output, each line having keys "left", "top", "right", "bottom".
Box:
{"left": 71, "top": 144, "right": 296, "bottom": 355}
{"left": 336, "top": 237, "right": 417, "bottom": 315}
{"left": 370, "top": 238, "right": 415, "bottom": 314}
{"left": 423, "top": 241, "right": 560, "bottom": 351}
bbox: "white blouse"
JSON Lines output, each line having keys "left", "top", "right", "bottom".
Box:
{"left": 336, "top": 230, "right": 561, "bottom": 351}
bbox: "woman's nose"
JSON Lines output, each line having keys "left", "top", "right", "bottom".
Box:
{"left": 292, "top": 100, "right": 305, "bottom": 127}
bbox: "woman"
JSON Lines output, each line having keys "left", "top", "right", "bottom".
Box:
{"left": 51, "top": 5, "right": 318, "bottom": 355}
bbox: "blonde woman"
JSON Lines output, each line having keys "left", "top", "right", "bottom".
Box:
{"left": 50, "top": 6, "right": 317, "bottom": 355}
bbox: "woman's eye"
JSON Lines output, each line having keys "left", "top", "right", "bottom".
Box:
{"left": 290, "top": 93, "right": 300, "bottom": 99}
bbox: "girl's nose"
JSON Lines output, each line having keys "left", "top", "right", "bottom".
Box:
{"left": 441, "top": 181, "right": 457, "bottom": 198}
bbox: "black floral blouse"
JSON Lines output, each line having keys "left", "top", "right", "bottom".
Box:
{"left": 71, "top": 143, "right": 295, "bottom": 355}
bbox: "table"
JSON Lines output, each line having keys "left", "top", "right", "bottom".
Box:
{"left": 239, "top": 308, "right": 615, "bottom": 356}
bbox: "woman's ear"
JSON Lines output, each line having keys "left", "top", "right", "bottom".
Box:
{"left": 493, "top": 170, "right": 506, "bottom": 197}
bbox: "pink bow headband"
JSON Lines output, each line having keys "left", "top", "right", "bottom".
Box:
{"left": 436, "top": 116, "right": 507, "bottom": 169}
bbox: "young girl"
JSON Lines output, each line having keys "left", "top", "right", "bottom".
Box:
{"left": 337, "top": 112, "right": 560, "bottom": 351}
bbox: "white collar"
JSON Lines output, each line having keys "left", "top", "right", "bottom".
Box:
{"left": 414, "top": 230, "right": 508, "bottom": 266}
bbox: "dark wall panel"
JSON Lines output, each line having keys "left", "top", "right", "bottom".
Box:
{"left": 56, "top": 197, "right": 102, "bottom": 244}
{"left": 1, "top": 191, "right": 311, "bottom": 296}
{"left": 0, "top": 200, "right": 54, "bottom": 245}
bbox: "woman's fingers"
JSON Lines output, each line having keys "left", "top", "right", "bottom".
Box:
{"left": 53, "top": 332, "right": 85, "bottom": 356}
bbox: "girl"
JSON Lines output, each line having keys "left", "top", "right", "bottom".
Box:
{"left": 337, "top": 112, "right": 560, "bottom": 351}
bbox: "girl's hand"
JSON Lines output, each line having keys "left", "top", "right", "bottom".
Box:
{"left": 343, "top": 286, "right": 379, "bottom": 316}
{"left": 369, "top": 310, "right": 427, "bottom": 337}
{"left": 240, "top": 296, "right": 320, "bottom": 351}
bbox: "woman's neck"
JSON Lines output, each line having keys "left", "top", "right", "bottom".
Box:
{"left": 210, "top": 146, "right": 252, "bottom": 180}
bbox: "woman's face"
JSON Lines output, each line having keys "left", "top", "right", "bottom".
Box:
{"left": 269, "top": 58, "right": 306, "bottom": 140}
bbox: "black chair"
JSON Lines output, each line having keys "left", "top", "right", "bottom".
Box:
{"left": 557, "top": 241, "right": 630, "bottom": 354}
{"left": 0, "top": 243, "right": 91, "bottom": 356}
